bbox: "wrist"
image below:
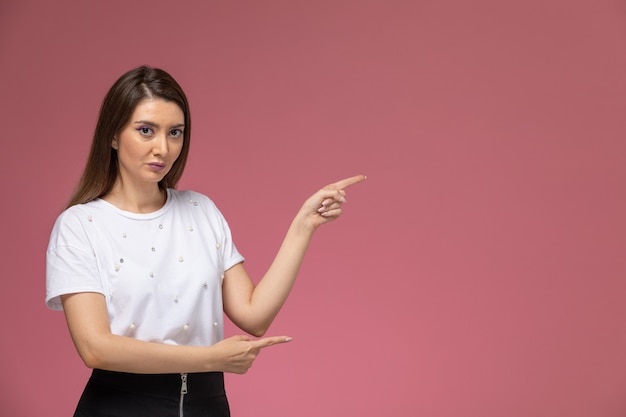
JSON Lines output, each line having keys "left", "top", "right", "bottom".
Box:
{"left": 290, "top": 213, "right": 317, "bottom": 236}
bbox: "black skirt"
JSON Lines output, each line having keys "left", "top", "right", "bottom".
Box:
{"left": 74, "top": 369, "right": 230, "bottom": 417}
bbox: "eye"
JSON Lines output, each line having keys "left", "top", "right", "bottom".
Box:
{"left": 169, "top": 129, "right": 183, "bottom": 138}
{"left": 136, "top": 126, "right": 153, "bottom": 136}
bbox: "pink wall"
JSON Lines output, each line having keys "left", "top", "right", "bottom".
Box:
{"left": 2, "top": 1, "right": 625, "bottom": 415}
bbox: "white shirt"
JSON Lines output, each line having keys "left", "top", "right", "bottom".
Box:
{"left": 46, "top": 189, "right": 244, "bottom": 346}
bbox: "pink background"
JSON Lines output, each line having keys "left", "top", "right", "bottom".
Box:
{"left": 2, "top": 0, "right": 626, "bottom": 416}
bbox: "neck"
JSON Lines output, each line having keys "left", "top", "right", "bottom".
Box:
{"left": 103, "top": 180, "right": 167, "bottom": 213}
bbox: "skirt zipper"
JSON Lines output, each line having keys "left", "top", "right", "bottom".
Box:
{"left": 179, "top": 373, "right": 188, "bottom": 417}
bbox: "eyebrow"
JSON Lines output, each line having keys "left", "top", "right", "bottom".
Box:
{"left": 133, "top": 120, "right": 185, "bottom": 129}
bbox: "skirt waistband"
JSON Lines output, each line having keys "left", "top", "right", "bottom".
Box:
{"left": 88, "top": 369, "right": 225, "bottom": 399}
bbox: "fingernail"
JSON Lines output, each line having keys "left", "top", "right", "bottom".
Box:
{"left": 285, "top": 337, "right": 293, "bottom": 342}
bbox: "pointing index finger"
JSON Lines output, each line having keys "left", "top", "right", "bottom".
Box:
{"left": 327, "top": 174, "right": 367, "bottom": 191}
{"left": 252, "top": 336, "right": 293, "bottom": 349}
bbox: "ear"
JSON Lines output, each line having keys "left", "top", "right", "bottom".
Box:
{"left": 112, "top": 136, "right": 119, "bottom": 150}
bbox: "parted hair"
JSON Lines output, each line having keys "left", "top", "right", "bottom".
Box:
{"left": 66, "top": 66, "right": 191, "bottom": 208}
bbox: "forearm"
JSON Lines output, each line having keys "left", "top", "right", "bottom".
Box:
{"left": 74, "top": 332, "right": 221, "bottom": 374}
{"left": 250, "top": 218, "right": 314, "bottom": 325}
{"left": 70, "top": 324, "right": 290, "bottom": 375}
{"left": 62, "top": 293, "right": 229, "bottom": 374}
{"left": 223, "top": 215, "right": 315, "bottom": 336}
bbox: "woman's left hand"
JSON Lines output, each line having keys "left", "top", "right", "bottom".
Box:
{"left": 297, "top": 174, "right": 366, "bottom": 231}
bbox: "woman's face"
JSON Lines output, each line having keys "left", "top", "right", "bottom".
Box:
{"left": 112, "top": 98, "right": 185, "bottom": 189}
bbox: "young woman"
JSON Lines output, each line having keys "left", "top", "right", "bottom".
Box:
{"left": 45, "top": 66, "right": 365, "bottom": 417}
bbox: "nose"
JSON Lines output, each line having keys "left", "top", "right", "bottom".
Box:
{"left": 153, "top": 134, "right": 169, "bottom": 157}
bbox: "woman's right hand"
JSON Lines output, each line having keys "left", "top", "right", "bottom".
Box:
{"left": 210, "top": 335, "right": 292, "bottom": 374}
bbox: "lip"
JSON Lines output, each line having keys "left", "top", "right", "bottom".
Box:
{"left": 147, "top": 162, "right": 167, "bottom": 171}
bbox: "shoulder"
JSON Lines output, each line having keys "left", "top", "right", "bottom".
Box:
{"left": 51, "top": 202, "right": 97, "bottom": 233}
{"left": 167, "top": 189, "right": 231, "bottom": 225}
{"left": 167, "top": 189, "right": 220, "bottom": 211}
{"left": 48, "top": 202, "right": 100, "bottom": 249}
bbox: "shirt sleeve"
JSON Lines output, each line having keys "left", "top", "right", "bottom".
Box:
{"left": 45, "top": 208, "right": 104, "bottom": 310}
{"left": 219, "top": 212, "right": 245, "bottom": 271}
{"left": 195, "top": 192, "right": 245, "bottom": 272}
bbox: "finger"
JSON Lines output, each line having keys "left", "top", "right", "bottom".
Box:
{"left": 318, "top": 197, "right": 343, "bottom": 211}
{"left": 251, "top": 336, "right": 293, "bottom": 349}
{"left": 318, "top": 201, "right": 343, "bottom": 213}
{"left": 320, "top": 207, "right": 342, "bottom": 218}
{"left": 318, "top": 190, "right": 347, "bottom": 206}
{"left": 326, "top": 174, "right": 366, "bottom": 191}
{"left": 320, "top": 198, "right": 334, "bottom": 207}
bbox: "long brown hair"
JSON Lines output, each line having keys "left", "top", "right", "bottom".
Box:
{"left": 66, "top": 66, "right": 192, "bottom": 208}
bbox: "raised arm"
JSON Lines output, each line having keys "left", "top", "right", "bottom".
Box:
{"left": 222, "top": 175, "right": 366, "bottom": 336}
{"left": 61, "top": 292, "right": 290, "bottom": 374}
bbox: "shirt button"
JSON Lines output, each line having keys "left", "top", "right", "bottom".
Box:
{"left": 213, "top": 321, "right": 219, "bottom": 327}
{"left": 183, "top": 324, "right": 190, "bottom": 330}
